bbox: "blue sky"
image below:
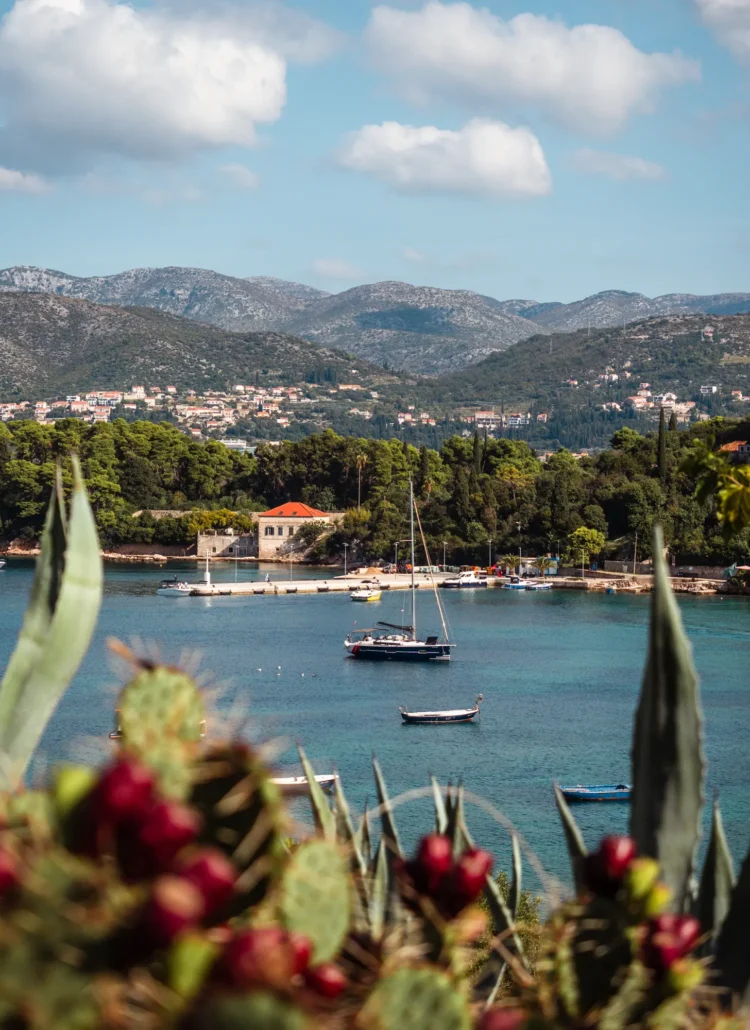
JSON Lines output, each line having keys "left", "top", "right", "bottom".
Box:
{"left": 0, "top": 0, "right": 748, "bottom": 301}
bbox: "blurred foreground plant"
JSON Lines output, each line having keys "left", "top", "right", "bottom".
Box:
{"left": 0, "top": 474, "right": 748, "bottom": 1029}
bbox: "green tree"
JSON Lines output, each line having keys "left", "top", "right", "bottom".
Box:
{"left": 657, "top": 408, "right": 667, "bottom": 488}
{"left": 564, "top": 526, "right": 606, "bottom": 568}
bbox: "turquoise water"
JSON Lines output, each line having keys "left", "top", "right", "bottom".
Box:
{"left": 1, "top": 560, "right": 748, "bottom": 892}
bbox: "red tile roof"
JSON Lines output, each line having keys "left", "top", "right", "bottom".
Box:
{"left": 260, "top": 502, "right": 328, "bottom": 518}
{"left": 720, "top": 440, "right": 748, "bottom": 452}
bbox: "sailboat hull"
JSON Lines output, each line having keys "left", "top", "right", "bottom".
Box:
{"left": 345, "top": 641, "right": 453, "bottom": 661}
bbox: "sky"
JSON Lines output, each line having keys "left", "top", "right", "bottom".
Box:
{"left": 0, "top": 0, "right": 749, "bottom": 302}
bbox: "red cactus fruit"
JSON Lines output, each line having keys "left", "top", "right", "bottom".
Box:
{"left": 644, "top": 913, "right": 701, "bottom": 973}
{"left": 144, "top": 875, "right": 205, "bottom": 946}
{"left": 93, "top": 758, "right": 155, "bottom": 821}
{"left": 220, "top": 927, "right": 299, "bottom": 988}
{"left": 583, "top": 835, "right": 637, "bottom": 897}
{"left": 410, "top": 834, "right": 453, "bottom": 894}
{"left": 449, "top": 847, "right": 493, "bottom": 909}
{"left": 477, "top": 1008, "right": 526, "bottom": 1030}
{"left": 0, "top": 848, "right": 20, "bottom": 897}
{"left": 122, "top": 801, "right": 201, "bottom": 880}
{"left": 178, "top": 848, "right": 236, "bottom": 914}
{"left": 304, "top": 962, "right": 348, "bottom": 999}
{"left": 288, "top": 931, "right": 313, "bottom": 975}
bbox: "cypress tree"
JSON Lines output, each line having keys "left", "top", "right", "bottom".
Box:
{"left": 472, "top": 431, "right": 481, "bottom": 475}
{"left": 668, "top": 410, "right": 677, "bottom": 432}
{"left": 657, "top": 407, "right": 667, "bottom": 487}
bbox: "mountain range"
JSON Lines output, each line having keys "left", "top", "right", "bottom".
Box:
{"left": 1, "top": 264, "right": 749, "bottom": 377}
{"left": 0, "top": 293, "right": 393, "bottom": 396}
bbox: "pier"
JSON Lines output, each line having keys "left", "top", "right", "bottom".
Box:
{"left": 188, "top": 572, "right": 454, "bottom": 597}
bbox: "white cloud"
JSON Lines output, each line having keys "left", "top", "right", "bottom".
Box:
{"left": 0, "top": 165, "right": 51, "bottom": 193}
{"left": 402, "top": 246, "right": 427, "bottom": 262}
{"left": 220, "top": 164, "right": 260, "bottom": 189}
{"left": 158, "top": 0, "right": 344, "bottom": 64}
{"left": 312, "top": 258, "right": 363, "bottom": 280}
{"left": 572, "top": 149, "right": 667, "bottom": 181}
{"left": 337, "top": 118, "right": 552, "bottom": 198}
{"left": 0, "top": 0, "right": 291, "bottom": 172}
{"left": 365, "top": 2, "right": 699, "bottom": 135}
{"left": 695, "top": 0, "right": 750, "bottom": 63}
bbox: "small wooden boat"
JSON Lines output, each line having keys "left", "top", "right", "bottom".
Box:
{"left": 559, "top": 783, "right": 632, "bottom": 802}
{"left": 271, "top": 774, "right": 338, "bottom": 796}
{"left": 351, "top": 587, "right": 382, "bottom": 602}
{"left": 399, "top": 694, "right": 483, "bottom": 724}
{"left": 525, "top": 581, "right": 551, "bottom": 591}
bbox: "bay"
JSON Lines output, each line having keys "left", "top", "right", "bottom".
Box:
{"left": 1, "top": 559, "right": 748, "bottom": 894}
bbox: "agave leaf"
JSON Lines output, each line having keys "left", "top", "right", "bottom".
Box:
{"left": 509, "top": 834, "right": 522, "bottom": 918}
{"left": 370, "top": 839, "right": 388, "bottom": 941}
{"left": 446, "top": 783, "right": 468, "bottom": 858}
{"left": 554, "top": 784, "right": 588, "bottom": 893}
{"left": 715, "top": 843, "right": 750, "bottom": 1003}
{"left": 0, "top": 467, "right": 66, "bottom": 742}
{"left": 0, "top": 458, "right": 101, "bottom": 787}
{"left": 629, "top": 525, "right": 705, "bottom": 909}
{"left": 297, "top": 745, "right": 336, "bottom": 842}
{"left": 333, "top": 774, "right": 368, "bottom": 880}
{"left": 698, "top": 800, "right": 735, "bottom": 953}
{"left": 476, "top": 870, "right": 528, "bottom": 1002}
{"left": 372, "top": 757, "right": 402, "bottom": 860}
{"left": 431, "top": 775, "right": 448, "bottom": 834}
{"left": 355, "top": 799, "right": 372, "bottom": 867}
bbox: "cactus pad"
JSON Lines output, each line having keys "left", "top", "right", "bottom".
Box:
{"left": 186, "top": 992, "right": 306, "bottom": 1030}
{"left": 280, "top": 839, "right": 352, "bottom": 963}
{"left": 359, "top": 967, "right": 471, "bottom": 1030}
{"left": 118, "top": 664, "right": 205, "bottom": 751}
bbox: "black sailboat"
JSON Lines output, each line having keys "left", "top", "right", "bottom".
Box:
{"left": 344, "top": 481, "right": 455, "bottom": 662}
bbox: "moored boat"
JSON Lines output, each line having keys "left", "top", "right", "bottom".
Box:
{"left": 559, "top": 783, "right": 632, "bottom": 802}
{"left": 0, "top": 559, "right": 5, "bottom": 569}
{"left": 503, "top": 576, "right": 526, "bottom": 590}
{"left": 399, "top": 694, "right": 483, "bottom": 724}
{"left": 440, "top": 570, "right": 488, "bottom": 589}
{"left": 525, "top": 581, "right": 551, "bottom": 591}
{"left": 271, "top": 774, "right": 338, "bottom": 796}
{"left": 351, "top": 587, "right": 382, "bottom": 602}
{"left": 345, "top": 481, "right": 454, "bottom": 662}
{"left": 157, "top": 576, "right": 192, "bottom": 597}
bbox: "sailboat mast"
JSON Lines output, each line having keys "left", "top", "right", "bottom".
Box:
{"left": 410, "top": 479, "right": 416, "bottom": 640}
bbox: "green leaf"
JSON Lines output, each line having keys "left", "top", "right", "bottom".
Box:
{"left": 697, "top": 800, "right": 735, "bottom": 952}
{"left": 509, "top": 834, "right": 522, "bottom": 918}
{"left": 431, "top": 775, "right": 448, "bottom": 834}
{"left": 280, "top": 839, "right": 352, "bottom": 963}
{"left": 629, "top": 525, "right": 705, "bottom": 910}
{"left": 0, "top": 458, "right": 102, "bottom": 788}
{"left": 372, "top": 757, "right": 403, "bottom": 859}
{"left": 554, "top": 784, "right": 588, "bottom": 893}
{"left": 297, "top": 745, "right": 336, "bottom": 842}
{"left": 715, "top": 842, "right": 750, "bottom": 1003}
{"left": 370, "top": 839, "right": 388, "bottom": 941}
{"left": 355, "top": 799, "right": 372, "bottom": 867}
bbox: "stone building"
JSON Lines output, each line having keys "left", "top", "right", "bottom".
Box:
{"left": 256, "top": 502, "right": 340, "bottom": 560}
{"left": 197, "top": 528, "right": 255, "bottom": 558}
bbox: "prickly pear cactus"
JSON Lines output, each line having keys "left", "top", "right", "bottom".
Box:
{"left": 190, "top": 743, "right": 286, "bottom": 918}
{"left": 280, "top": 839, "right": 352, "bottom": 963}
{"left": 118, "top": 663, "right": 205, "bottom": 751}
{"left": 359, "top": 967, "right": 471, "bottom": 1030}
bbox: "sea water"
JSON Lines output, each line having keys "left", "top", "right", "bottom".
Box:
{"left": 0, "top": 560, "right": 748, "bottom": 893}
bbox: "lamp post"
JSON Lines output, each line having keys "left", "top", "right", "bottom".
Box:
{"left": 394, "top": 538, "right": 410, "bottom": 574}
{"left": 343, "top": 542, "right": 348, "bottom": 576}
{"left": 443, "top": 540, "right": 447, "bottom": 570}
{"left": 516, "top": 521, "right": 522, "bottom": 573}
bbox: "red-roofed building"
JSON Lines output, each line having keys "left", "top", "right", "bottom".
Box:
{"left": 257, "top": 502, "right": 342, "bottom": 559}
{"left": 719, "top": 440, "right": 750, "bottom": 463}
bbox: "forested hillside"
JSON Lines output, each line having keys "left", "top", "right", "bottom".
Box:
{"left": 1, "top": 418, "right": 748, "bottom": 566}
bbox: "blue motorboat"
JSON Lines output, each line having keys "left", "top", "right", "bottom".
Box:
{"left": 503, "top": 576, "right": 526, "bottom": 590}
{"left": 559, "top": 783, "right": 632, "bottom": 802}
